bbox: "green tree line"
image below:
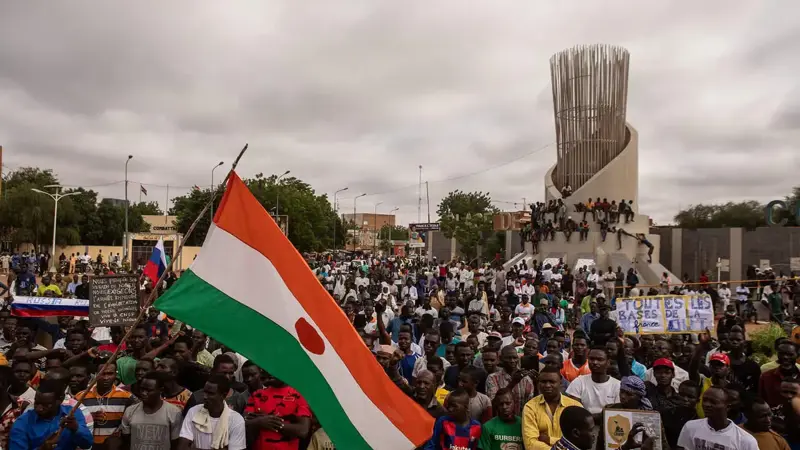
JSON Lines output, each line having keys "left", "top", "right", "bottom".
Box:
{"left": 673, "top": 186, "right": 799, "bottom": 228}
{"left": 169, "top": 173, "right": 345, "bottom": 253}
{"left": 0, "top": 167, "right": 158, "bottom": 248}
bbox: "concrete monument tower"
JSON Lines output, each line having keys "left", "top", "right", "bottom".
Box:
{"left": 511, "top": 45, "right": 677, "bottom": 286}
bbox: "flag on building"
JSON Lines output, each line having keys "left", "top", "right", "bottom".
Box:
{"left": 155, "top": 172, "right": 433, "bottom": 450}
{"left": 143, "top": 239, "right": 167, "bottom": 284}
{"left": 140, "top": 184, "right": 148, "bottom": 196}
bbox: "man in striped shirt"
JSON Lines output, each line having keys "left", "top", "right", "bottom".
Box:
{"left": 79, "top": 360, "right": 136, "bottom": 450}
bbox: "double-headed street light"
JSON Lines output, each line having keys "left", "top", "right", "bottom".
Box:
{"left": 210, "top": 161, "right": 224, "bottom": 221}
{"left": 275, "top": 170, "right": 291, "bottom": 216}
{"left": 31, "top": 185, "right": 80, "bottom": 273}
{"left": 332, "top": 187, "right": 348, "bottom": 250}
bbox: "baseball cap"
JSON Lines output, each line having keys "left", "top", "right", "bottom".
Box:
{"left": 709, "top": 353, "right": 730, "bottom": 366}
{"left": 512, "top": 317, "right": 526, "bottom": 326}
{"left": 487, "top": 331, "right": 503, "bottom": 339}
{"left": 653, "top": 358, "right": 674, "bottom": 370}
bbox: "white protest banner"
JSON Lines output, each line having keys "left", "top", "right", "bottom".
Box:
{"left": 616, "top": 295, "right": 715, "bottom": 334}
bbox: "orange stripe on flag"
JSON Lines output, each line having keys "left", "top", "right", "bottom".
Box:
{"left": 214, "top": 173, "right": 434, "bottom": 445}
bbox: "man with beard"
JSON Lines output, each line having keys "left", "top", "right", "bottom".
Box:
{"left": 760, "top": 340, "right": 800, "bottom": 407}
{"left": 244, "top": 371, "right": 311, "bottom": 450}
{"left": 413, "top": 370, "right": 447, "bottom": 418}
{"left": 522, "top": 367, "right": 582, "bottom": 450}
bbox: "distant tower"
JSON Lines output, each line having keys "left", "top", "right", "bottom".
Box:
{"left": 550, "top": 44, "right": 630, "bottom": 192}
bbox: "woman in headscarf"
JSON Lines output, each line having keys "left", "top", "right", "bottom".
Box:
{"left": 595, "top": 375, "right": 670, "bottom": 450}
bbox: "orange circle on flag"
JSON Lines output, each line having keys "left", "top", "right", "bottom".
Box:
{"left": 295, "top": 317, "right": 325, "bottom": 355}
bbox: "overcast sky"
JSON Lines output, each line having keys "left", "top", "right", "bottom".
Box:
{"left": 0, "top": 1, "right": 797, "bottom": 226}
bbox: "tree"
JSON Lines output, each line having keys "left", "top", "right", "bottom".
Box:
{"left": 674, "top": 186, "right": 799, "bottom": 228}
{"left": 0, "top": 167, "right": 152, "bottom": 248}
{"left": 437, "top": 190, "right": 498, "bottom": 260}
{"left": 379, "top": 238, "right": 393, "bottom": 254}
{"left": 170, "top": 173, "right": 344, "bottom": 252}
{"left": 0, "top": 168, "right": 81, "bottom": 248}
{"left": 131, "top": 201, "right": 163, "bottom": 216}
{"left": 379, "top": 224, "right": 409, "bottom": 241}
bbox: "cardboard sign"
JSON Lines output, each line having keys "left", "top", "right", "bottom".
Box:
{"left": 616, "top": 295, "right": 715, "bottom": 334}
{"left": 604, "top": 409, "right": 662, "bottom": 450}
{"left": 89, "top": 275, "right": 141, "bottom": 327}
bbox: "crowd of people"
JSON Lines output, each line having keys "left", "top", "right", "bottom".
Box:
{"left": 0, "top": 249, "right": 798, "bottom": 450}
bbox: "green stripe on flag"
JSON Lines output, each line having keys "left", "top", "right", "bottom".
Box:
{"left": 155, "top": 269, "right": 373, "bottom": 450}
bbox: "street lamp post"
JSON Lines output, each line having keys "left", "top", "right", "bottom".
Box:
{"left": 372, "top": 202, "right": 383, "bottom": 254}
{"left": 332, "top": 187, "right": 348, "bottom": 250}
{"left": 385, "top": 207, "right": 399, "bottom": 242}
{"left": 210, "top": 161, "right": 224, "bottom": 222}
{"left": 31, "top": 185, "right": 80, "bottom": 273}
{"left": 353, "top": 193, "right": 366, "bottom": 251}
{"left": 124, "top": 155, "right": 133, "bottom": 263}
{"left": 275, "top": 170, "right": 290, "bottom": 216}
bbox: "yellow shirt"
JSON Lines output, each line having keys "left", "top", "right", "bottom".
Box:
{"left": 37, "top": 284, "right": 63, "bottom": 297}
{"left": 435, "top": 386, "right": 451, "bottom": 406}
{"left": 522, "top": 394, "right": 584, "bottom": 450}
{"left": 697, "top": 377, "right": 714, "bottom": 418}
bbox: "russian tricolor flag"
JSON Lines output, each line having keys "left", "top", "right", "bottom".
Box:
{"left": 143, "top": 239, "right": 168, "bottom": 284}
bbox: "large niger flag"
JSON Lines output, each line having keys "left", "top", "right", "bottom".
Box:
{"left": 155, "top": 173, "right": 433, "bottom": 449}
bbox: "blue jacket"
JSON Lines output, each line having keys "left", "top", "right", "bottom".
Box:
{"left": 10, "top": 405, "right": 93, "bottom": 450}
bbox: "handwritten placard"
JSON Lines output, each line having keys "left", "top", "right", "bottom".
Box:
{"left": 89, "top": 275, "right": 140, "bottom": 327}
{"left": 617, "top": 295, "right": 715, "bottom": 334}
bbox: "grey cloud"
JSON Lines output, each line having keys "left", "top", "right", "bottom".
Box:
{"left": 0, "top": 1, "right": 796, "bottom": 228}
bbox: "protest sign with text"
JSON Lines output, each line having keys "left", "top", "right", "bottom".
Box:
{"left": 616, "top": 295, "right": 715, "bottom": 334}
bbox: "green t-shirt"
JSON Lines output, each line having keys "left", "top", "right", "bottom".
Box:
{"left": 478, "top": 416, "right": 523, "bottom": 450}
{"left": 769, "top": 293, "right": 783, "bottom": 316}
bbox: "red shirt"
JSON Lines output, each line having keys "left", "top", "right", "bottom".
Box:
{"left": 245, "top": 386, "right": 311, "bottom": 450}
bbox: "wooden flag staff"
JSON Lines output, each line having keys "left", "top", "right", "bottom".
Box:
{"left": 42, "top": 143, "right": 249, "bottom": 448}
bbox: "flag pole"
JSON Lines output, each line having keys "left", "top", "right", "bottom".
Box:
{"left": 43, "top": 143, "right": 249, "bottom": 447}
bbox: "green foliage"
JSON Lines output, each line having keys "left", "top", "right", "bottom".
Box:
{"left": 131, "top": 201, "right": 163, "bottom": 216}
{"left": 674, "top": 186, "right": 798, "bottom": 227}
{"left": 169, "top": 173, "right": 344, "bottom": 252}
{"left": 379, "top": 224, "right": 409, "bottom": 241}
{"left": 437, "top": 190, "right": 498, "bottom": 260}
{"left": 0, "top": 167, "right": 151, "bottom": 248}
{"left": 379, "top": 238, "right": 392, "bottom": 254}
{"left": 748, "top": 322, "right": 787, "bottom": 365}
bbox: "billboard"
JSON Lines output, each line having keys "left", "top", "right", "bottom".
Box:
{"left": 408, "top": 223, "right": 438, "bottom": 248}
{"left": 409, "top": 223, "right": 440, "bottom": 232}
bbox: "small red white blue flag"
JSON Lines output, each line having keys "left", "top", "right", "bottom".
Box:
{"left": 143, "top": 238, "right": 168, "bottom": 284}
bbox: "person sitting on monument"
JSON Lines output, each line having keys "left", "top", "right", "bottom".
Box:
{"left": 578, "top": 220, "right": 589, "bottom": 241}
{"left": 563, "top": 217, "right": 577, "bottom": 242}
